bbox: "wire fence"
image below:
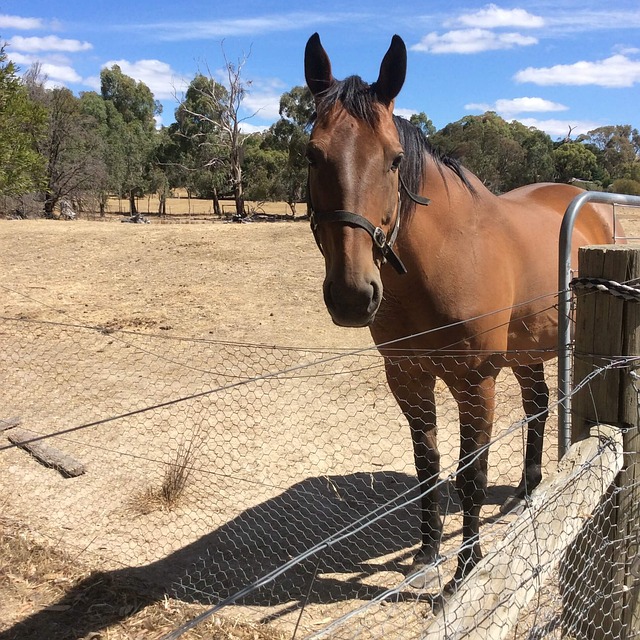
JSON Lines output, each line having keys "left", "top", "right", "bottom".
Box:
{"left": 1, "top": 296, "right": 638, "bottom": 638}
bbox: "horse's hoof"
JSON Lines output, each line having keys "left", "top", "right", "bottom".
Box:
{"left": 499, "top": 493, "right": 527, "bottom": 515}
{"left": 443, "top": 575, "right": 461, "bottom": 595}
{"left": 406, "top": 551, "right": 443, "bottom": 590}
{"left": 406, "top": 568, "right": 443, "bottom": 590}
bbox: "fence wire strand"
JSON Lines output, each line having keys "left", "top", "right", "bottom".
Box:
{"left": 1, "top": 300, "right": 638, "bottom": 640}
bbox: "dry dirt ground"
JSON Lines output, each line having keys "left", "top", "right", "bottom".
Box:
{"left": 1, "top": 206, "right": 639, "bottom": 640}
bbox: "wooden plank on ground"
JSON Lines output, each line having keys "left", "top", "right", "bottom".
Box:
{"left": 7, "top": 427, "right": 86, "bottom": 477}
{"left": 424, "top": 424, "right": 623, "bottom": 640}
{"left": 0, "top": 416, "right": 21, "bottom": 432}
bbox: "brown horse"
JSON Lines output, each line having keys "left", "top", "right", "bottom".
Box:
{"left": 304, "top": 33, "right": 617, "bottom": 589}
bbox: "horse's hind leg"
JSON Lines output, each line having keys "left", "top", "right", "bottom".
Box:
{"left": 513, "top": 363, "right": 549, "bottom": 499}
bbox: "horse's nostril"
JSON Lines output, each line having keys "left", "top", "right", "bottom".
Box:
{"left": 368, "top": 280, "right": 382, "bottom": 314}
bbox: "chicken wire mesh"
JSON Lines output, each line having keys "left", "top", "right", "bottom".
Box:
{"left": 1, "top": 311, "right": 638, "bottom": 640}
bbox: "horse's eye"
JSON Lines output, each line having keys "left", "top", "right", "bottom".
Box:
{"left": 306, "top": 146, "right": 318, "bottom": 167}
{"left": 391, "top": 153, "right": 404, "bottom": 172}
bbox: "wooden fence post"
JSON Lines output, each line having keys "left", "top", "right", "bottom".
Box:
{"left": 561, "top": 244, "right": 640, "bottom": 639}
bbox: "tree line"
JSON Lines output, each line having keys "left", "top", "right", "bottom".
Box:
{"left": 1, "top": 43, "right": 639, "bottom": 220}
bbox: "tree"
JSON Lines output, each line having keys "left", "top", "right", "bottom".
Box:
{"left": 580, "top": 125, "right": 639, "bottom": 182}
{"left": 511, "top": 121, "right": 555, "bottom": 185}
{"left": 611, "top": 178, "right": 640, "bottom": 195}
{"left": 171, "top": 73, "right": 229, "bottom": 215}
{"left": 409, "top": 112, "right": 436, "bottom": 138}
{"left": 431, "top": 112, "right": 523, "bottom": 193}
{"left": 431, "top": 112, "right": 556, "bottom": 193}
{"left": 249, "top": 86, "right": 313, "bottom": 215}
{"left": 553, "top": 143, "right": 598, "bottom": 184}
{"left": 177, "top": 47, "right": 253, "bottom": 218}
{"left": 25, "top": 67, "right": 108, "bottom": 216}
{"left": 77, "top": 91, "right": 117, "bottom": 214}
{"left": 278, "top": 85, "right": 314, "bottom": 127}
{"left": 0, "top": 46, "right": 46, "bottom": 196}
{"left": 100, "top": 65, "right": 160, "bottom": 213}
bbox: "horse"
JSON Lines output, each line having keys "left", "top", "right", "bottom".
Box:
{"left": 304, "top": 33, "right": 618, "bottom": 590}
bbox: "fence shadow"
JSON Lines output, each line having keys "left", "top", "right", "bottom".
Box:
{"left": 0, "top": 471, "right": 517, "bottom": 640}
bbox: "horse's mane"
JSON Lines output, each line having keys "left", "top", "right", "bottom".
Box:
{"left": 314, "top": 75, "right": 475, "bottom": 219}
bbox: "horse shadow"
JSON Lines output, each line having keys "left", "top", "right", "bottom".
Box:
{"left": 0, "top": 471, "right": 516, "bottom": 640}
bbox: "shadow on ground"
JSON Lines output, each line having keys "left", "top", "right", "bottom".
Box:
{"left": 0, "top": 471, "right": 516, "bottom": 640}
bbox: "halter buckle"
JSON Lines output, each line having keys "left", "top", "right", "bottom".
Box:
{"left": 373, "top": 227, "right": 387, "bottom": 249}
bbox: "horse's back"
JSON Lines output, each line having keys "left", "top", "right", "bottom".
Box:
{"left": 499, "top": 182, "right": 617, "bottom": 246}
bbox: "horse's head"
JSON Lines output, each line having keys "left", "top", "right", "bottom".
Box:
{"left": 305, "top": 33, "right": 407, "bottom": 327}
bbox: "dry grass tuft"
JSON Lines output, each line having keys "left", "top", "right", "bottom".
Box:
{"left": 129, "top": 442, "right": 197, "bottom": 515}
{"left": 0, "top": 516, "right": 286, "bottom": 639}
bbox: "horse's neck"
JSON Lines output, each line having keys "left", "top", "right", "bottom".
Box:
{"left": 386, "top": 162, "right": 497, "bottom": 298}
{"left": 400, "top": 162, "right": 482, "bottom": 247}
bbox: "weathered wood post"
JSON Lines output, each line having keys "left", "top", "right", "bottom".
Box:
{"left": 561, "top": 244, "right": 640, "bottom": 639}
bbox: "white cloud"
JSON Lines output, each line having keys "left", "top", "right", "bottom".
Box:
{"left": 11, "top": 51, "right": 83, "bottom": 87}
{"left": 102, "top": 59, "right": 189, "bottom": 100}
{"left": 240, "top": 78, "right": 287, "bottom": 122}
{"left": 543, "top": 10, "right": 640, "bottom": 34}
{"left": 465, "top": 97, "right": 569, "bottom": 118}
{"left": 83, "top": 75, "right": 101, "bottom": 91}
{"left": 242, "top": 91, "right": 281, "bottom": 121}
{"left": 138, "top": 12, "right": 349, "bottom": 41}
{"left": 615, "top": 46, "right": 640, "bottom": 55}
{"left": 39, "top": 62, "right": 83, "bottom": 84}
{"left": 9, "top": 35, "right": 92, "bottom": 53}
{"left": 240, "top": 122, "right": 270, "bottom": 134}
{"left": 412, "top": 28, "right": 537, "bottom": 54}
{"left": 0, "top": 14, "right": 45, "bottom": 30}
{"left": 393, "top": 108, "right": 418, "bottom": 120}
{"left": 516, "top": 118, "right": 601, "bottom": 138}
{"left": 452, "top": 4, "right": 544, "bottom": 29}
{"left": 515, "top": 54, "right": 640, "bottom": 88}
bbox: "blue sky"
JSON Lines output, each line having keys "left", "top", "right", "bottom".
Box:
{"left": 3, "top": 2, "right": 640, "bottom": 139}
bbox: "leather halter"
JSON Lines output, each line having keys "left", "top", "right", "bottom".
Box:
{"left": 308, "top": 173, "right": 430, "bottom": 276}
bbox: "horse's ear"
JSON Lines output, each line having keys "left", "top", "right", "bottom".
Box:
{"left": 375, "top": 35, "right": 406, "bottom": 105}
{"left": 305, "top": 33, "right": 335, "bottom": 98}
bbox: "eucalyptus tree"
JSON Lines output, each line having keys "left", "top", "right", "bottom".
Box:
{"left": 177, "top": 48, "right": 253, "bottom": 218}
{"left": 409, "top": 111, "right": 436, "bottom": 138}
{"left": 579, "top": 125, "right": 640, "bottom": 186}
{"left": 431, "top": 112, "right": 555, "bottom": 193}
{"left": 0, "top": 47, "right": 46, "bottom": 197}
{"left": 171, "top": 73, "right": 229, "bottom": 215}
{"left": 100, "top": 65, "right": 160, "bottom": 213}
{"left": 245, "top": 85, "right": 312, "bottom": 215}
{"left": 23, "top": 65, "right": 108, "bottom": 216}
{"left": 552, "top": 142, "right": 599, "bottom": 184}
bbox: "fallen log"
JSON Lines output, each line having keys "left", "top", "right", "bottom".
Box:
{"left": 7, "top": 428, "right": 86, "bottom": 477}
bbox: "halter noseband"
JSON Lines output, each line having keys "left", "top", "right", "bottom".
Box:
{"left": 308, "top": 173, "right": 430, "bottom": 276}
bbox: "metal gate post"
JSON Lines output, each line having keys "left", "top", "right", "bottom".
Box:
{"left": 557, "top": 191, "right": 640, "bottom": 459}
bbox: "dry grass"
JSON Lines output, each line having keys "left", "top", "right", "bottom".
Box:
{"left": 0, "top": 516, "right": 287, "bottom": 640}
{"left": 129, "top": 442, "right": 198, "bottom": 515}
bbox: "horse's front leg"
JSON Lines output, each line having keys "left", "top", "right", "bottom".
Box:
{"left": 513, "top": 362, "right": 548, "bottom": 498}
{"left": 384, "top": 359, "right": 441, "bottom": 573}
{"left": 450, "top": 369, "right": 497, "bottom": 588}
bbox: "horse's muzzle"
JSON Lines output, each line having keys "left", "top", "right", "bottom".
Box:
{"left": 323, "top": 277, "right": 382, "bottom": 327}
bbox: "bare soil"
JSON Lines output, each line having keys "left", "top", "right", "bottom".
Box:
{"left": 1, "top": 206, "right": 639, "bottom": 640}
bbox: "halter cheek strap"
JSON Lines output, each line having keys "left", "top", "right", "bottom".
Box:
{"left": 308, "top": 173, "right": 430, "bottom": 276}
{"left": 310, "top": 204, "right": 407, "bottom": 275}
